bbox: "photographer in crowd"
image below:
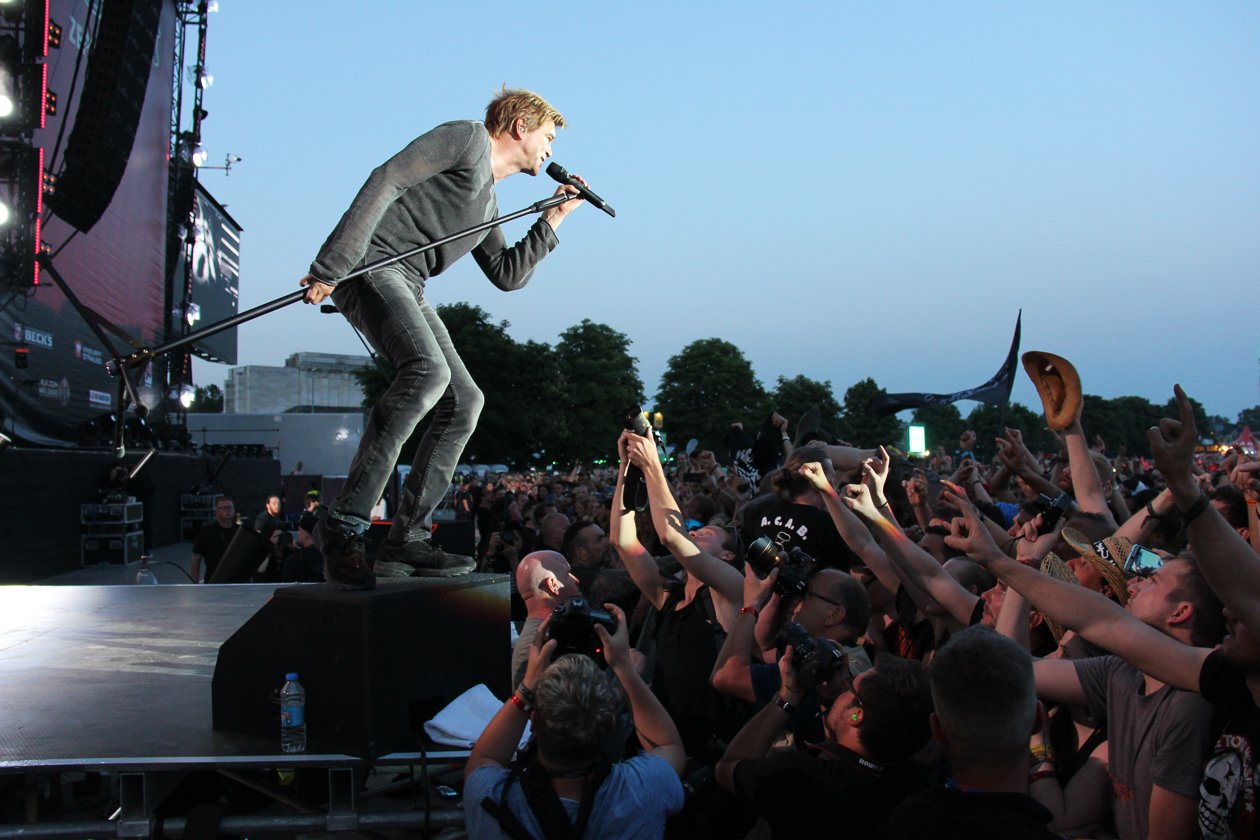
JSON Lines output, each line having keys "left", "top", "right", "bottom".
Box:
{"left": 465, "top": 604, "right": 685, "bottom": 839}
{"left": 715, "top": 646, "right": 933, "bottom": 838}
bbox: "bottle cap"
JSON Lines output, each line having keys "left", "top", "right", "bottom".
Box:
{"left": 285, "top": 672, "right": 299, "bottom": 681}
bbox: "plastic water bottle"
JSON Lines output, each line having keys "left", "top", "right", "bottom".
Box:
{"left": 280, "top": 673, "right": 307, "bottom": 753}
{"left": 134, "top": 555, "right": 158, "bottom": 585}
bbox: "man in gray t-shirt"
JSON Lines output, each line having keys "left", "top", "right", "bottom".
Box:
{"left": 1074, "top": 654, "right": 1214, "bottom": 838}
{"left": 298, "top": 89, "right": 586, "bottom": 589}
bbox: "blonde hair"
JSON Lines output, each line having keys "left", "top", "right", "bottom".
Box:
{"left": 485, "top": 86, "right": 566, "bottom": 137}
{"left": 532, "top": 654, "right": 617, "bottom": 766}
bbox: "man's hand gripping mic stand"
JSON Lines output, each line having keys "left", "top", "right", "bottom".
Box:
{"left": 36, "top": 191, "right": 576, "bottom": 463}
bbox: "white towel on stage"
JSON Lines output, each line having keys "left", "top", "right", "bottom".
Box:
{"left": 423, "top": 683, "right": 531, "bottom": 750}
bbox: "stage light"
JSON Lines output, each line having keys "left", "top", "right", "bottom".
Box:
{"left": 195, "top": 66, "right": 212, "bottom": 89}
{"left": 177, "top": 384, "right": 195, "bottom": 409}
{"left": 190, "top": 143, "right": 208, "bottom": 167}
{"left": 0, "top": 198, "right": 9, "bottom": 225}
{"left": 184, "top": 301, "right": 201, "bottom": 325}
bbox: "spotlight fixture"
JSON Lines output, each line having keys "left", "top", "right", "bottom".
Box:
{"left": 190, "top": 143, "right": 208, "bottom": 167}
{"left": 195, "top": 66, "right": 212, "bottom": 89}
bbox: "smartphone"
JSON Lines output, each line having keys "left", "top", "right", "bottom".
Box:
{"left": 1124, "top": 544, "right": 1163, "bottom": 578}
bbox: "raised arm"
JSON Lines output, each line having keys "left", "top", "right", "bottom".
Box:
{"left": 1150, "top": 385, "right": 1260, "bottom": 635}
{"left": 710, "top": 566, "right": 779, "bottom": 704}
{"left": 1063, "top": 418, "right": 1118, "bottom": 529}
{"left": 597, "top": 604, "right": 686, "bottom": 775}
{"left": 847, "top": 481, "right": 980, "bottom": 627}
{"left": 612, "top": 434, "right": 668, "bottom": 610}
{"left": 943, "top": 495, "right": 1209, "bottom": 692}
{"left": 622, "top": 431, "right": 743, "bottom": 627}
{"left": 798, "top": 461, "right": 900, "bottom": 596}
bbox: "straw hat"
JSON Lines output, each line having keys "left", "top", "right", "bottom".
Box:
{"left": 1061, "top": 526, "right": 1133, "bottom": 605}
{"left": 1038, "top": 551, "right": 1078, "bottom": 642}
{"left": 1022, "top": 351, "right": 1083, "bottom": 430}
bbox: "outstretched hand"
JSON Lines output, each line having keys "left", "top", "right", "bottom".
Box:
{"left": 798, "top": 461, "right": 834, "bottom": 494}
{"left": 593, "top": 603, "right": 632, "bottom": 671}
{"left": 1147, "top": 385, "right": 1199, "bottom": 493}
{"left": 841, "top": 482, "right": 882, "bottom": 520}
{"left": 863, "top": 445, "right": 892, "bottom": 507}
{"left": 941, "top": 488, "right": 1002, "bottom": 564}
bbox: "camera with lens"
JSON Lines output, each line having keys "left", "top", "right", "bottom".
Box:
{"left": 1033, "top": 491, "right": 1072, "bottom": 533}
{"left": 546, "top": 597, "right": 618, "bottom": 666}
{"left": 778, "top": 622, "right": 847, "bottom": 688}
{"left": 746, "top": 536, "right": 819, "bottom": 598}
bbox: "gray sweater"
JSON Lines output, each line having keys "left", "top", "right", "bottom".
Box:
{"left": 309, "top": 120, "right": 557, "bottom": 289}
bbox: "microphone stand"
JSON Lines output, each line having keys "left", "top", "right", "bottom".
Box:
{"left": 37, "top": 191, "right": 573, "bottom": 460}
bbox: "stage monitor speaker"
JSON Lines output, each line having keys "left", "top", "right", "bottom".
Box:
{"left": 208, "top": 527, "right": 271, "bottom": 584}
{"left": 212, "top": 576, "right": 510, "bottom": 757}
{"left": 47, "top": 0, "right": 163, "bottom": 232}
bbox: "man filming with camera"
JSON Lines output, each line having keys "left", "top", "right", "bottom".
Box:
{"left": 715, "top": 643, "right": 933, "bottom": 838}
{"left": 464, "top": 603, "right": 685, "bottom": 839}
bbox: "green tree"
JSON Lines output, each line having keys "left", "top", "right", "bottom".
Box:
{"left": 350, "top": 303, "right": 549, "bottom": 466}
{"left": 770, "top": 375, "right": 843, "bottom": 442}
{"left": 837, "top": 378, "right": 905, "bottom": 449}
{"left": 910, "top": 403, "right": 965, "bottom": 456}
{"left": 1079, "top": 395, "right": 1161, "bottom": 458}
{"left": 554, "top": 319, "right": 643, "bottom": 463}
{"left": 965, "top": 402, "right": 1051, "bottom": 460}
{"left": 1237, "top": 405, "right": 1260, "bottom": 434}
{"left": 655, "top": 338, "right": 766, "bottom": 453}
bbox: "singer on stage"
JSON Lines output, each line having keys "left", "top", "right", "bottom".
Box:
{"left": 299, "top": 88, "right": 586, "bottom": 590}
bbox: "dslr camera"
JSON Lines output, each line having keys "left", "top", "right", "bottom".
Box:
{"left": 546, "top": 597, "right": 618, "bottom": 667}
{"left": 746, "top": 536, "right": 819, "bottom": 598}
{"left": 779, "top": 622, "right": 848, "bottom": 688}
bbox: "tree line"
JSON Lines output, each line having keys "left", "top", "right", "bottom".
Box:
{"left": 210, "top": 302, "right": 1249, "bottom": 468}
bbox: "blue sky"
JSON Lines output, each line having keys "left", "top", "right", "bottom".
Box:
{"left": 192, "top": 1, "right": 1260, "bottom": 429}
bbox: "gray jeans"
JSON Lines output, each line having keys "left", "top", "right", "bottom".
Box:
{"left": 330, "top": 267, "right": 483, "bottom": 542}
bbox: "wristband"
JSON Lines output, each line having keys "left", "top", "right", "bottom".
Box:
{"left": 508, "top": 692, "right": 533, "bottom": 713}
{"left": 1028, "top": 769, "right": 1059, "bottom": 784}
{"left": 517, "top": 684, "right": 538, "bottom": 706}
{"left": 1248, "top": 498, "right": 1257, "bottom": 507}
{"left": 1029, "top": 744, "right": 1056, "bottom": 766}
{"left": 739, "top": 605, "right": 760, "bottom": 620}
{"left": 773, "top": 693, "right": 798, "bottom": 716}
{"left": 781, "top": 434, "right": 791, "bottom": 442}
{"left": 1180, "top": 492, "right": 1211, "bottom": 526}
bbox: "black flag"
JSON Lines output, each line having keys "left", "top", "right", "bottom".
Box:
{"left": 867, "top": 312, "right": 1022, "bottom": 416}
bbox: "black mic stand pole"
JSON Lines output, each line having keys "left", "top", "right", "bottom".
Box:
{"left": 36, "top": 191, "right": 573, "bottom": 458}
{"left": 102, "top": 192, "right": 574, "bottom": 375}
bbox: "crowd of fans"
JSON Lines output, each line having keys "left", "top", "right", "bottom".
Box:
{"left": 459, "top": 351, "right": 1260, "bottom": 840}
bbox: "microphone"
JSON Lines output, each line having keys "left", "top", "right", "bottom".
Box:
{"left": 546, "top": 162, "right": 616, "bottom": 218}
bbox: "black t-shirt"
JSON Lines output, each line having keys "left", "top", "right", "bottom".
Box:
{"left": 881, "top": 785, "right": 1059, "bottom": 839}
{"left": 883, "top": 586, "right": 936, "bottom": 662}
{"left": 651, "top": 585, "right": 738, "bottom": 756}
{"left": 733, "top": 743, "right": 925, "bottom": 840}
{"left": 192, "top": 522, "right": 238, "bottom": 581}
{"left": 1199, "top": 649, "right": 1260, "bottom": 839}
{"left": 742, "top": 496, "right": 857, "bottom": 572}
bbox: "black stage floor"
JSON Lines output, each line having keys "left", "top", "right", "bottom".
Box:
{"left": 0, "top": 584, "right": 470, "bottom": 771}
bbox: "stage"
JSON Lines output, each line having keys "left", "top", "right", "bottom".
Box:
{"left": 0, "top": 579, "right": 508, "bottom": 837}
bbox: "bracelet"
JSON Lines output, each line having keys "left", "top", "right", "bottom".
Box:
{"left": 517, "top": 684, "right": 538, "bottom": 706}
{"left": 773, "top": 693, "right": 798, "bottom": 716}
{"left": 1248, "top": 499, "right": 1258, "bottom": 507}
{"left": 1180, "top": 492, "right": 1211, "bottom": 526}
{"left": 508, "top": 692, "right": 533, "bottom": 713}
{"left": 1028, "top": 769, "right": 1059, "bottom": 784}
{"left": 739, "top": 605, "right": 760, "bottom": 620}
{"left": 781, "top": 434, "right": 791, "bottom": 442}
{"left": 1144, "top": 501, "right": 1166, "bottom": 522}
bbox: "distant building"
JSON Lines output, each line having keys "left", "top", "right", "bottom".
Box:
{"left": 224, "top": 352, "right": 371, "bottom": 414}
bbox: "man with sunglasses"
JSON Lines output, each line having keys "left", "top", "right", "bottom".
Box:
{"left": 951, "top": 387, "right": 1260, "bottom": 840}
{"left": 714, "top": 649, "right": 933, "bottom": 838}
{"left": 945, "top": 441, "right": 1227, "bottom": 836}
